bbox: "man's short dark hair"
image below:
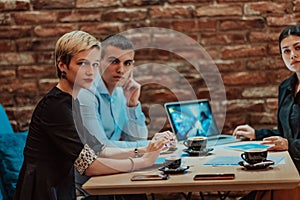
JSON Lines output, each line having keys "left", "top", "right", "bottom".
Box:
{"left": 100, "top": 34, "right": 134, "bottom": 58}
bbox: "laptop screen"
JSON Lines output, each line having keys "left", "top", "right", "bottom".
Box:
{"left": 164, "top": 99, "right": 220, "bottom": 141}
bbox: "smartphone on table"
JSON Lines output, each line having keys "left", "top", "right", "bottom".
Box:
{"left": 193, "top": 173, "right": 235, "bottom": 180}
{"left": 131, "top": 173, "right": 169, "bottom": 181}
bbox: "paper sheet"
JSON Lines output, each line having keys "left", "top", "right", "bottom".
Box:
{"left": 204, "top": 155, "right": 285, "bottom": 166}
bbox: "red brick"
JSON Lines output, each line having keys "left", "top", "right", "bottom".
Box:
{"left": 226, "top": 99, "right": 265, "bottom": 113}
{"left": 0, "top": 79, "right": 37, "bottom": 94}
{"left": 224, "top": 87, "right": 243, "bottom": 100}
{"left": 246, "top": 57, "right": 279, "bottom": 70}
{"left": 102, "top": 9, "right": 147, "bottom": 22}
{"left": 267, "top": 69, "right": 293, "bottom": 84}
{"left": 58, "top": 10, "right": 100, "bottom": 22}
{"left": 201, "top": 32, "right": 246, "bottom": 45}
{"left": 122, "top": 0, "right": 162, "bottom": 6}
{"left": 198, "top": 19, "right": 217, "bottom": 31}
{"left": 268, "top": 42, "right": 281, "bottom": 55}
{"left": 149, "top": 5, "right": 193, "bottom": 19}
{"left": 242, "top": 86, "right": 277, "bottom": 98}
{"left": 167, "top": 0, "right": 209, "bottom": 3}
{"left": 223, "top": 114, "right": 247, "bottom": 133}
{"left": 0, "top": 52, "right": 35, "bottom": 65}
{"left": 294, "top": 0, "right": 300, "bottom": 12}
{"left": 0, "top": 40, "right": 15, "bottom": 52}
{"left": 34, "top": 24, "right": 76, "bottom": 37}
{"left": 76, "top": 0, "right": 120, "bottom": 8}
{"left": 0, "top": 26, "right": 31, "bottom": 39}
{"left": 33, "top": 0, "right": 74, "bottom": 9}
{"left": 0, "top": 13, "right": 13, "bottom": 25}
{"left": 222, "top": 72, "right": 266, "bottom": 86}
{"left": 249, "top": 112, "right": 277, "bottom": 125}
{"left": 134, "top": 49, "right": 153, "bottom": 60}
{"left": 266, "top": 15, "right": 297, "bottom": 26}
{"left": 206, "top": 47, "right": 218, "bottom": 59}
{"left": 124, "top": 33, "right": 152, "bottom": 50}
{"left": 0, "top": 94, "right": 14, "bottom": 106}
{"left": 38, "top": 79, "right": 58, "bottom": 94}
{"left": 266, "top": 98, "right": 278, "bottom": 110}
{"left": 140, "top": 88, "right": 177, "bottom": 103}
{"left": 245, "top": 2, "right": 292, "bottom": 15}
{"left": 0, "top": 68, "right": 16, "bottom": 79}
{"left": 220, "top": 18, "right": 265, "bottom": 30}
{"left": 80, "top": 23, "right": 122, "bottom": 36}
{"left": 13, "top": 11, "right": 57, "bottom": 25}
{"left": 195, "top": 4, "right": 242, "bottom": 17}
{"left": 216, "top": 60, "right": 245, "bottom": 72}
{"left": 18, "top": 66, "right": 56, "bottom": 79}
{"left": 218, "top": 0, "right": 259, "bottom": 2}
{"left": 221, "top": 45, "right": 267, "bottom": 59}
{"left": 150, "top": 20, "right": 172, "bottom": 29}
{"left": 196, "top": 88, "right": 210, "bottom": 99}
{"left": 249, "top": 30, "right": 280, "bottom": 43}
{"left": 0, "top": 0, "right": 30, "bottom": 11}
{"left": 16, "top": 38, "right": 55, "bottom": 51}
{"left": 150, "top": 49, "right": 172, "bottom": 60}
{"left": 265, "top": 56, "right": 285, "bottom": 70}
{"left": 15, "top": 95, "right": 43, "bottom": 107}
{"left": 172, "top": 20, "right": 197, "bottom": 32}
{"left": 35, "top": 52, "right": 54, "bottom": 65}
{"left": 123, "top": 21, "right": 151, "bottom": 30}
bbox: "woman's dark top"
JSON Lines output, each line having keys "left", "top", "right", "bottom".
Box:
{"left": 255, "top": 73, "right": 300, "bottom": 173}
{"left": 14, "top": 87, "right": 87, "bottom": 200}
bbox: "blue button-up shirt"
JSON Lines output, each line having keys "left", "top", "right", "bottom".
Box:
{"left": 77, "top": 75, "right": 149, "bottom": 148}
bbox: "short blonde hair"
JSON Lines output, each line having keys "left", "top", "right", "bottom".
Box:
{"left": 55, "top": 30, "right": 100, "bottom": 78}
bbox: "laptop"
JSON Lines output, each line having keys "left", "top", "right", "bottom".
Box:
{"left": 164, "top": 99, "right": 239, "bottom": 146}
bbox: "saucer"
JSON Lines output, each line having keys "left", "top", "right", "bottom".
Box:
{"left": 160, "top": 147, "right": 178, "bottom": 155}
{"left": 238, "top": 160, "right": 274, "bottom": 170}
{"left": 183, "top": 148, "right": 214, "bottom": 156}
{"left": 158, "top": 166, "right": 190, "bottom": 174}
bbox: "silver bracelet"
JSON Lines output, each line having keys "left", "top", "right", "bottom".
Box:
{"left": 128, "top": 157, "right": 135, "bottom": 172}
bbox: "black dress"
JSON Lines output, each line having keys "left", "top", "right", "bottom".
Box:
{"left": 255, "top": 73, "right": 300, "bottom": 173}
{"left": 14, "top": 87, "right": 90, "bottom": 200}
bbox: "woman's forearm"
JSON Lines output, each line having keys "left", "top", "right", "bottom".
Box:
{"left": 99, "top": 146, "right": 146, "bottom": 159}
{"left": 85, "top": 157, "right": 150, "bottom": 176}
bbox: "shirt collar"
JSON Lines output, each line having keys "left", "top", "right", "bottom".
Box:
{"left": 95, "top": 74, "right": 110, "bottom": 96}
{"left": 287, "top": 73, "right": 299, "bottom": 92}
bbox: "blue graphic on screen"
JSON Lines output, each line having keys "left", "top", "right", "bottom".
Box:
{"left": 167, "top": 101, "right": 219, "bottom": 141}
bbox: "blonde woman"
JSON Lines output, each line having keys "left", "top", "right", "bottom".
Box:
{"left": 14, "top": 31, "right": 172, "bottom": 200}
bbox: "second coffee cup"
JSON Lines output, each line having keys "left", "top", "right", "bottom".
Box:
{"left": 241, "top": 148, "right": 268, "bottom": 164}
{"left": 165, "top": 156, "right": 181, "bottom": 169}
{"left": 183, "top": 136, "right": 207, "bottom": 151}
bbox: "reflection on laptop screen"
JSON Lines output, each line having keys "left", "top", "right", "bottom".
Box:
{"left": 165, "top": 99, "right": 219, "bottom": 141}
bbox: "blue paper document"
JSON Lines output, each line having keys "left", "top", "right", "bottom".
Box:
{"left": 155, "top": 157, "right": 165, "bottom": 165}
{"left": 204, "top": 155, "right": 285, "bottom": 166}
{"left": 226, "top": 143, "right": 270, "bottom": 151}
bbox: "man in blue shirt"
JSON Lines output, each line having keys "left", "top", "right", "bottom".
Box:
{"left": 78, "top": 34, "right": 149, "bottom": 148}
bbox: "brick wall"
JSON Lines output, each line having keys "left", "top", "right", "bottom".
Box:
{"left": 0, "top": 0, "right": 298, "bottom": 136}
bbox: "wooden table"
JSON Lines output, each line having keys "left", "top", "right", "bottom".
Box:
{"left": 83, "top": 141, "right": 300, "bottom": 195}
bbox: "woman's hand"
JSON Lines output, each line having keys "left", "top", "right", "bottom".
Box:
{"left": 152, "top": 131, "right": 177, "bottom": 150}
{"left": 141, "top": 135, "right": 168, "bottom": 165}
{"left": 261, "top": 136, "right": 288, "bottom": 151}
{"left": 232, "top": 124, "right": 256, "bottom": 140}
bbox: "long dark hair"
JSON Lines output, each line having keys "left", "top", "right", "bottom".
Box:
{"left": 278, "top": 25, "right": 300, "bottom": 54}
